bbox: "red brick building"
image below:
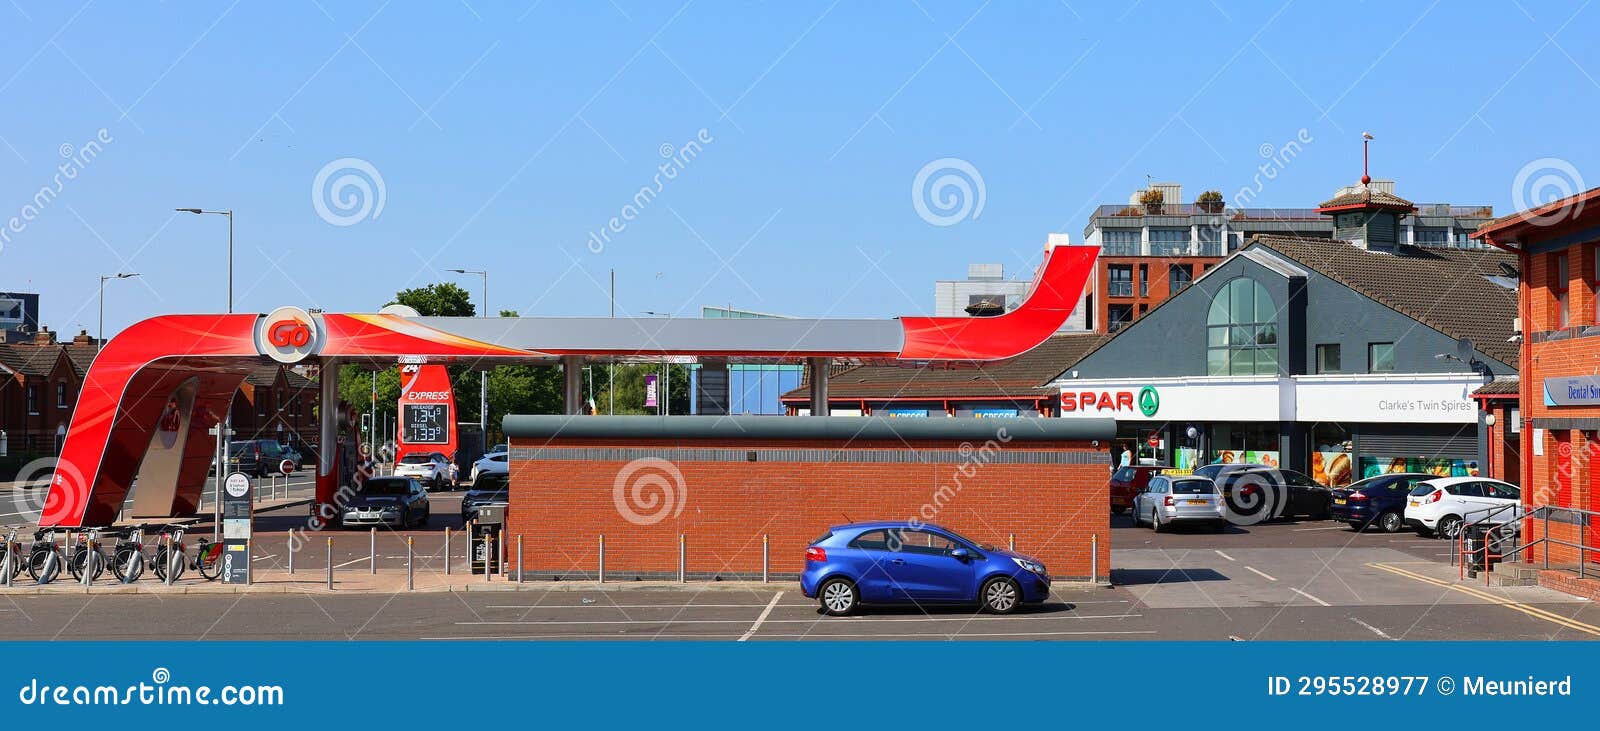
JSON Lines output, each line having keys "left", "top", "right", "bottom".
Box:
{"left": 1476, "top": 188, "right": 1600, "bottom": 585}
{"left": 504, "top": 415, "right": 1114, "bottom": 582}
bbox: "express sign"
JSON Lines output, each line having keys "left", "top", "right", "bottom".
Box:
{"left": 257, "top": 306, "right": 322, "bottom": 363}
{"left": 1061, "top": 385, "right": 1160, "bottom": 417}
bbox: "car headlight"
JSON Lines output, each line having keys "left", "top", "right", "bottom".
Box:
{"left": 1011, "top": 557, "right": 1046, "bottom": 575}
{"left": 380, "top": 506, "right": 400, "bottom": 514}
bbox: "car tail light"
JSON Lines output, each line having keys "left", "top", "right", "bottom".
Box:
{"left": 1239, "top": 485, "right": 1258, "bottom": 498}
{"left": 1163, "top": 495, "right": 1174, "bottom": 507}
{"left": 1423, "top": 489, "right": 1443, "bottom": 504}
{"left": 804, "top": 546, "right": 826, "bottom": 562}
{"left": 1349, "top": 492, "right": 1369, "bottom": 501}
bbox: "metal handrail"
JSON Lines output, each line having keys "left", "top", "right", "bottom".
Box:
{"left": 1457, "top": 503, "right": 1600, "bottom": 584}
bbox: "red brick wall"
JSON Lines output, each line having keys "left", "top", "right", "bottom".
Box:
{"left": 1096, "top": 255, "right": 1221, "bottom": 333}
{"left": 506, "top": 437, "right": 1111, "bottom": 581}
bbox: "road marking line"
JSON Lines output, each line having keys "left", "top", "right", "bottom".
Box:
{"left": 485, "top": 603, "right": 781, "bottom": 609}
{"left": 1350, "top": 617, "right": 1394, "bottom": 639}
{"left": 1244, "top": 566, "right": 1278, "bottom": 582}
{"left": 1214, "top": 550, "right": 1236, "bottom": 561}
{"left": 1367, "top": 562, "right": 1600, "bottom": 637}
{"left": 331, "top": 557, "right": 371, "bottom": 569}
{"left": 1293, "top": 526, "right": 1350, "bottom": 532}
{"left": 1290, "top": 588, "right": 1330, "bottom": 606}
{"left": 456, "top": 614, "right": 1141, "bottom": 626}
{"left": 739, "top": 591, "right": 783, "bottom": 641}
{"left": 251, "top": 554, "right": 277, "bottom": 562}
{"left": 422, "top": 630, "right": 1160, "bottom": 640}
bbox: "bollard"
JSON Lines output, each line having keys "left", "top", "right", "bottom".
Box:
{"left": 484, "top": 534, "right": 492, "bottom": 583}
{"left": 516, "top": 534, "right": 523, "bottom": 583}
{"left": 370, "top": 527, "right": 376, "bottom": 575}
{"left": 3, "top": 539, "right": 11, "bottom": 589}
{"left": 164, "top": 534, "right": 175, "bottom": 587}
{"left": 762, "top": 534, "right": 769, "bottom": 583}
{"left": 498, "top": 529, "right": 506, "bottom": 577}
{"left": 287, "top": 535, "right": 295, "bottom": 575}
{"left": 598, "top": 534, "right": 605, "bottom": 583}
{"left": 678, "top": 534, "right": 686, "bottom": 583}
{"left": 1091, "top": 533, "right": 1100, "bottom": 584}
{"left": 1009, "top": 533, "right": 1016, "bottom": 551}
{"left": 444, "top": 527, "right": 453, "bottom": 575}
{"left": 406, "top": 537, "right": 414, "bottom": 591}
{"left": 244, "top": 538, "right": 252, "bottom": 587}
{"left": 81, "top": 536, "right": 92, "bottom": 587}
{"left": 326, "top": 537, "right": 333, "bottom": 590}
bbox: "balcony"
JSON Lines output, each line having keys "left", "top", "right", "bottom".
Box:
{"left": 1107, "top": 281, "right": 1134, "bottom": 298}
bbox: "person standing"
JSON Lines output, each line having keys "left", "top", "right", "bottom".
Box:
{"left": 1120, "top": 444, "right": 1133, "bottom": 468}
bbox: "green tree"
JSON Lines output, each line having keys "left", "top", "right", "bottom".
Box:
{"left": 390, "top": 283, "right": 476, "bottom": 316}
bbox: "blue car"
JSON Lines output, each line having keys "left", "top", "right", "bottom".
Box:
{"left": 800, "top": 521, "right": 1051, "bottom": 616}
{"left": 1329, "top": 472, "right": 1430, "bottom": 532}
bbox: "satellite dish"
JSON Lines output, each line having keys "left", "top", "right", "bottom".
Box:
{"left": 379, "top": 304, "right": 421, "bottom": 318}
{"left": 1456, "top": 337, "right": 1474, "bottom": 361}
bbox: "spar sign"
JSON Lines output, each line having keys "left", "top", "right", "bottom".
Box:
{"left": 1061, "top": 385, "right": 1160, "bottom": 417}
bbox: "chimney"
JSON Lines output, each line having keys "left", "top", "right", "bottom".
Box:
{"left": 72, "top": 329, "right": 94, "bottom": 346}
{"left": 31, "top": 327, "right": 54, "bottom": 346}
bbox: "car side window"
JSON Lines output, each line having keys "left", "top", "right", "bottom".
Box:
{"left": 1487, "top": 483, "right": 1520, "bottom": 500}
{"left": 889, "top": 530, "right": 957, "bottom": 555}
{"left": 1452, "top": 482, "right": 1484, "bottom": 498}
{"left": 849, "top": 530, "right": 891, "bottom": 551}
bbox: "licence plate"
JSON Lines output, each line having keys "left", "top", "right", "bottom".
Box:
{"left": 1408, "top": 500, "right": 1419, "bottom": 507}
{"left": 1186, "top": 500, "right": 1207, "bottom": 505}
{"left": 1334, "top": 499, "right": 1347, "bottom": 506}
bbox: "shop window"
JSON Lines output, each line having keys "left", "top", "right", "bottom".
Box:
{"left": 1169, "top": 264, "right": 1193, "bottom": 292}
{"left": 1206, "top": 277, "right": 1278, "bottom": 375}
{"left": 1108, "top": 265, "right": 1133, "bottom": 297}
{"left": 1554, "top": 252, "right": 1570, "bottom": 328}
{"left": 1311, "top": 423, "right": 1354, "bottom": 486}
{"left": 1315, "top": 344, "right": 1341, "bottom": 374}
{"left": 1368, "top": 342, "right": 1395, "bottom": 373}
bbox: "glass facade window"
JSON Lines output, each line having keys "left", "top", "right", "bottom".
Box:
{"left": 1108, "top": 304, "right": 1134, "bottom": 332}
{"left": 1138, "top": 264, "right": 1148, "bottom": 296}
{"left": 1414, "top": 227, "right": 1448, "bottom": 246}
{"left": 1555, "top": 252, "right": 1570, "bottom": 328}
{"left": 1168, "top": 263, "right": 1193, "bottom": 292}
{"left": 1196, "top": 224, "right": 1223, "bottom": 256}
{"left": 1205, "top": 278, "right": 1278, "bottom": 375}
{"left": 1316, "top": 344, "right": 1341, "bottom": 373}
{"left": 1369, "top": 342, "right": 1395, "bottom": 372}
{"left": 1108, "top": 265, "right": 1133, "bottom": 297}
{"left": 1150, "top": 228, "right": 1190, "bottom": 256}
{"left": 1102, "top": 230, "right": 1140, "bottom": 256}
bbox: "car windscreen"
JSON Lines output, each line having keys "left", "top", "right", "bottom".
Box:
{"left": 227, "top": 441, "right": 255, "bottom": 455}
{"left": 1170, "top": 479, "right": 1215, "bottom": 494}
{"left": 360, "top": 479, "right": 409, "bottom": 496}
{"left": 400, "top": 454, "right": 433, "bottom": 464}
{"left": 1111, "top": 467, "right": 1135, "bottom": 482}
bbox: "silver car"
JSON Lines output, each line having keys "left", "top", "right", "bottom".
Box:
{"left": 1131, "top": 474, "right": 1226, "bottom": 532}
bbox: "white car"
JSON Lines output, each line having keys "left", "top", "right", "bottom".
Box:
{"left": 470, "top": 451, "right": 509, "bottom": 482}
{"left": 1403, "top": 476, "right": 1522, "bottom": 539}
{"left": 393, "top": 451, "right": 456, "bottom": 490}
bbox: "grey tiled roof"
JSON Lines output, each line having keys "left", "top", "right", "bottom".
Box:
{"left": 781, "top": 333, "right": 1111, "bottom": 401}
{"left": 1473, "top": 377, "right": 1519, "bottom": 396}
{"left": 1252, "top": 235, "right": 1519, "bottom": 366}
{"left": 1318, "top": 185, "right": 1416, "bottom": 210}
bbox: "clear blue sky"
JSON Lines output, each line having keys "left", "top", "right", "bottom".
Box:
{"left": 2, "top": 1, "right": 1597, "bottom": 340}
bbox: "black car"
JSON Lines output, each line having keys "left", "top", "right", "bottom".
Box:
{"left": 1205, "top": 464, "right": 1332, "bottom": 522}
{"left": 341, "top": 477, "right": 431, "bottom": 528}
{"left": 1330, "top": 473, "right": 1431, "bottom": 532}
{"left": 460, "top": 472, "right": 510, "bottom": 524}
{"left": 219, "top": 439, "right": 290, "bottom": 477}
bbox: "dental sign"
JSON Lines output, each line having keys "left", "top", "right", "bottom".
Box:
{"left": 1544, "top": 376, "right": 1600, "bottom": 406}
{"left": 257, "top": 306, "right": 322, "bottom": 364}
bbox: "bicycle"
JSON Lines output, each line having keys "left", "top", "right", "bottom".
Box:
{"left": 0, "top": 529, "right": 23, "bottom": 585}
{"left": 26, "top": 529, "right": 64, "bottom": 584}
{"left": 151, "top": 526, "right": 224, "bottom": 582}
{"left": 67, "top": 529, "right": 109, "bottom": 583}
{"left": 111, "top": 527, "right": 146, "bottom": 584}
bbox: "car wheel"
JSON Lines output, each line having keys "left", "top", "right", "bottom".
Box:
{"left": 1438, "top": 515, "right": 1464, "bottom": 541}
{"left": 1378, "top": 511, "right": 1404, "bottom": 533}
{"left": 1150, "top": 509, "right": 1163, "bottom": 533}
{"left": 980, "top": 576, "right": 1021, "bottom": 614}
{"left": 819, "top": 578, "right": 858, "bottom": 616}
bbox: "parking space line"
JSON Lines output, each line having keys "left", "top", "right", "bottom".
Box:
{"left": 1292, "top": 526, "right": 1350, "bottom": 532}
{"left": 1350, "top": 617, "right": 1394, "bottom": 639}
{"left": 739, "top": 592, "right": 783, "bottom": 641}
{"left": 485, "top": 603, "right": 781, "bottom": 609}
{"left": 1243, "top": 566, "right": 1277, "bottom": 582}
{"left": 455, "top": 614, "right": 1141, "bottom": 626}
{"left": 1213, "top": 550, "right": 1236, "bottom": 561}
{"left": 1289, "top": 588, "right": 1330, "bottom": 606}
{"left": 422, "top": 630, "right": 1159, "bottom": 640}
{"left": 1367, "top": 562, "right": 1600, "bottom": 637}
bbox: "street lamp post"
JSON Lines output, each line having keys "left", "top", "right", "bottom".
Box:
{"left": 447, "top": 269, "right": 489, "bottom": 442}
{"left": 97, "top": 273, "right": 139, "bottom": 350}
{"left": 177, "top": 207, "right": 233, "bottom": 540}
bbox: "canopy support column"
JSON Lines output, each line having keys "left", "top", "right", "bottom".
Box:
{"left": 563, "top": 355, "right": 585, "bottom": 415}
{"left": 808, "top": 357, "right": 829, "bottom": 416}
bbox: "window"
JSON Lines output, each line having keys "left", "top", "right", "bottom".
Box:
{"left": 887, "top": 529, "right": 959, "bottom": 555}
{"left": 1169, "top": 264, "right": 1193, "bottom": 292}
{"left": 1316, "top": 344, "right": 1342, "bottom": 374}
{"left": 1414, "top": 227, "right": 1448, "bottom": 246}
{"left": 26, "top": 385, "right": 38, "bottom": 414}
{"left": 849, "top": 530, "right": 891, "bottom": 550}
{"left": 1108, "top": 265, "right": 1134, "bottom": 297}
{"left": 1554, "top": 252, "right": 1570, "bottom": 328}
{"left": 1138, "top": 264, "right": 1149, "bottom": 296}
{"left": 1197, "top": 225, "right": 1222, "bottom": 256}
{"left": 1368, "top": 342, "right": 1395, "bottom": 373}
{"left": 1103, "top": 229, "right": 1140, "bottom": 256}
{"left": 1453, "top": 231, "right": 1476, "bottom": 249}
{"left": 1108, "top": 304, "right": 1134, "bottom": 332}
{"left": 1150, "top": 228, "right": 1190, "bottom": 256}
{"left": 55, "top": 383, "right": 68, "bottom": 408}
{"left": 1593, "top": 244, "right": 1599, "bottom": 325}
{"left": 1205, "top": 278, "right": 1278, "bottom": 375}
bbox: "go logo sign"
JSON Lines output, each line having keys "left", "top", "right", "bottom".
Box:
{"left": 257, "top": 306, "right": 323, "bottom": 363}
